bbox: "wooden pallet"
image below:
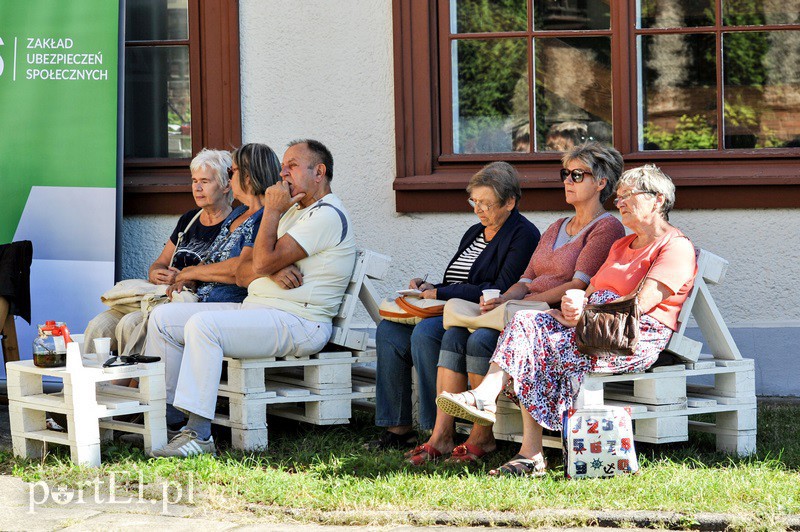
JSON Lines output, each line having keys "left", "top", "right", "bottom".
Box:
{"left": 213, "top": 249, "right": 388, "bottom": 450}
{"left": 491, "top": 249, "right": 758, "bottom": 456}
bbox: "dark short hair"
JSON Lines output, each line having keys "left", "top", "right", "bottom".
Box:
{"left": 467, "top": 161, "right": 522, "bottom": 206}
{"left": 231, "top": 143, "right": 281, "bottom": 195}
{"left": 562, "top": 141, "right": 624, "bottom": 203}
{"left": 288, "top": 138, "right": 334, "bottom": 180}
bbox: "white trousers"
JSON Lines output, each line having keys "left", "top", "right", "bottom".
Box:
{"left": 145, "top": 302, "right": 332, "bottom": 420}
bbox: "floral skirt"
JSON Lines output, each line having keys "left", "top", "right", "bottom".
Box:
{"left": 492, "top": 289, "right": 672, "bottom": 431}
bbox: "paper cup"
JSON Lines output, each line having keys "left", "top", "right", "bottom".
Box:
{"left": 93, "top": 337, "right": 112, "bottom": 364}
{"left": 482, "top": 289, "right": 501, "bottom": 302}
{"left": 565, "top": 289, "right": 586, "bottom": 312}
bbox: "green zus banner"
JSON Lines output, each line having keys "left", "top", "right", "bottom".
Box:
{"left": 0, "top": 0, "right": 121, "bottom": 368}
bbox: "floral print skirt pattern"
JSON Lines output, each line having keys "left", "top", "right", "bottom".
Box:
{"left": 492, "top": 289, "right": 672, "bottom": 431}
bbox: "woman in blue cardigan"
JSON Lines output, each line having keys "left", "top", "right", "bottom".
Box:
{"left": 369, "top": 162, "right": 540, "bottom": 450}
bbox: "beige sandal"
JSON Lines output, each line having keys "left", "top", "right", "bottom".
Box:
{"left": 436, "top": 390, "right": 497, "bottom": 426}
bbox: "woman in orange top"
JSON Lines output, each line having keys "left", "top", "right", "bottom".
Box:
{"left": 437, "top": 164, "right": 697, "bottom": 476}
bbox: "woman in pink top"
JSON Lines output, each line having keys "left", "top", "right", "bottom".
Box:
{"left": 406, "top": 142, "right": 625, "bottom": 465}
{"left": 437, "top": 164, "right": 697, "bottom": 476}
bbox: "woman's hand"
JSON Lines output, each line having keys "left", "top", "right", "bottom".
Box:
{"left": 167, "top": 279, "right": 197, "bottom": 299}
{"left": 174, "top": 265, "right": 199, "bottom": 284}
{"left": 548, "top": 308, "right": 578, "bottom": 328}
{"left": 151, "top": 266, "right": 179, "bottom": 285}
{"left": 269, "top": 264, "right": 304, "bottom": 289}
{"left": 560, "top": 294, "right": 587, "bottom": 323}
{"left": 480, "top": 294, "right": 506, "bottom": 313}
{"left": 419, "top": 288, "right": 438, "bottom": 299}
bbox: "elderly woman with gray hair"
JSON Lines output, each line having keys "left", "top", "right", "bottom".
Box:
{"left": 369, "top": 162, "right": 541, "bottom": 453}
{"left": 408, "top": 141, "right": 627, "bottom": 465}
{"left": 84, "top": 148, "right": 235, "bottom": 355}
{"left": 438, "top": 163, "right": 697, "bottom": 476}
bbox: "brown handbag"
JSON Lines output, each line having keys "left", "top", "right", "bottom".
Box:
{"left": 574, "top": 254, "right": 659, "bottom": 357}
{"left": 574, "top": 293, "right": 641, "bottom": 357}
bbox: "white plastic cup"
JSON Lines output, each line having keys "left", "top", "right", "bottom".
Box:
{"left": 565, "top": 289, "right": 586, "bottom": 313}
{"left": 93, "top": 337, "right": 112, "bottom": 364}
{"left": 482, "top": 289, "right": 501, "bottom": 302}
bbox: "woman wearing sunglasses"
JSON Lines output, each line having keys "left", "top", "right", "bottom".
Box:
{"left": 405, "top": 141, "right": 626, "bottom": 465}
{"left": 438, "top": 164, "right": 697, "bottom": 476}
{"left": 369, "top": 162, "right": 541, "bottom": 453}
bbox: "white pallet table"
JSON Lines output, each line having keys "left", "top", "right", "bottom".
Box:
{"left": 214, "top": 249, "right": 390, "bottom": 450}
{"left": 6, "top": 360, "right": 167, "bottom": 467}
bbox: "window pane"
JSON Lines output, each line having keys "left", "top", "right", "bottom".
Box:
{"left": 724, "top": 0, "right": 800, "bottom": 26}
{"left": 450, "top": 0, "right": 527, "bottom": 34}
{"left": 534, "top": 37, "right": 612, "bottom": 151}
{"left": 724, "top": 31, "right": 800, "bottom": 148}
{"left": 126, "top": 0, "right": 189, "bottom": 41}
{"left": 639, "top": 34, "right": 718, "bottom": 150}
{"left": 452, "top": 38, "right": 529, "bottom": 154}
{"left": 125, "top": 46, "right": 191, "bottom": 158}
{"left": 638, "top": 0, "right": 715, "bottom": 29}
{"left": 534, "top": 0, "right": 610, "bottom": 30}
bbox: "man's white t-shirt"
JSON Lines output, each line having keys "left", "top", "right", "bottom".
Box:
{"left": 245, "top": 193, "right": 356, "bottom": 323}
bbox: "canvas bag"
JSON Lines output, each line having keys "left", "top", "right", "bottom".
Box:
{"left": 443, "top": 298, "right": 549, "bottom": 332}
{"left": 378, "top": 296, "right": 446, "bottom": 325}
{"left": 562, "top": 405, "right": 639, "bottom": 479}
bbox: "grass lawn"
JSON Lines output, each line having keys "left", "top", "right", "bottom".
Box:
{"left": 2, "top": 401, "right": 799, "bottom": 528}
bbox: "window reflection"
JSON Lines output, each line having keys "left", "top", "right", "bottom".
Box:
{"left": 724, "top": 0, "right": 800, "bottom": 26}
{"left": 534, "top": 0, "right": 610, "bottom": 30}
{"left": 724, "top": 31, "right": 800, "bottom": 148}
{"left": 639, "top": 34, "right": 717, "bottom": 150}
{"left": 534, "top": 37, "right": 612, "bottom": 151}
{"left": 452, "top": 38, "right": 528, "bottom": 154}
{"left": 450, "top": 0, "right": 526, "bottom": 33}
{"left": 126, "top": 0, "right": 189, "bottom": 41}
{"left": 638, "top": 0, "right": 715, "bottom": 28}
{"left": 124, "top": 46, "right": 191, "bottom": 158}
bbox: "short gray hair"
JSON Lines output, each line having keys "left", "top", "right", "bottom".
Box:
{"left": 562, "top": 141, "right": 623, "bottom": 203}
{"left": 190, "top": 148, "right": 234, "bottom": 203}
{"left": 617, "top": 164, "right": 676, "bottom": 220}
{"left": 466, "top": 161, "right": 522, "bottom": 206}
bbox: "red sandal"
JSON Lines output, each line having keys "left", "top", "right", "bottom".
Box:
{"left": 406, "top": 443, "right": 444, "bottom": 465}
{"left": 445, "top": 443, "right": 494, "bottom": 464}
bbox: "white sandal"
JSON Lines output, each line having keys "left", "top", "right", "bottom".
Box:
{"left": 436, "top": 390, "right": 497, "bottom": 426}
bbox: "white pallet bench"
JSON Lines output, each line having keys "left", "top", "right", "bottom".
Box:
{"left": 493, "top": 249, "right": 758, "bottom": 456}
{"left": 213, "top": 249, "right": 388, "bottom": 450}
{"left": 6, "top": 360, "right": 167, "bottom": 466}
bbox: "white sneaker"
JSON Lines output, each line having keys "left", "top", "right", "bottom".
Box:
{"left": 150, "top": 430, "right": 216, "bottom": 458}
{"left": 120, "top": 427, "right": 183, "bottom": 448}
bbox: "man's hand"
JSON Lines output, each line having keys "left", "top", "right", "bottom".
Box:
{"left": 269, "top": 264, "right": 304, "bottom": 289}
{"left": 167, "top": 279, "right": 197, "bottom": 299}
{"left": 264, "top": 181, "right": 305, "bottom": 214}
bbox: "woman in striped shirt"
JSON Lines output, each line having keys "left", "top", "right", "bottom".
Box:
{"left": 369, "top": 162, "right": 541, "bottom": 452}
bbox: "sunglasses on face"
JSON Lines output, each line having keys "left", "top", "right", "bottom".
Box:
{"left": 227, "top": 166, "right": 239, "bottom": 179}
{"left": 560, "top": 168, "right": 593, "bottom": 183}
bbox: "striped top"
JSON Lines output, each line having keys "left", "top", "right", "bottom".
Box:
{"left": 443, "top": 233, "right": 488, "bottom": 284}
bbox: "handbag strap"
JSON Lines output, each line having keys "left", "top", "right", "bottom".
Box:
{"left": 169, "top": 209, "right": 204, "bottom": 268}
{"left": 395, "top": 296, "right": 445, "bottom": 319}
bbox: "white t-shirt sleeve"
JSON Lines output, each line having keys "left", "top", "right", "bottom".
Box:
{"left": 286, "top": 205, "right": 344, "bottom": 257}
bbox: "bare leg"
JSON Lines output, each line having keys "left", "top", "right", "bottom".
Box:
{"left": 466, "top": 362, "right": 507, "bottom": 404}
{"left": 425, "top": 367, "right": 468, "bottom": 453}
{"left": 517, "top": 405, "right": 544, "bottom": 458}
{"left": 462, "top": 371, "right": 497, "bottom": 451}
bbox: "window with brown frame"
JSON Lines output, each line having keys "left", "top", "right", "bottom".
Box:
{"left": 123, "top": 0, "right": 241, "bottom": 215}
{"left": 393, "top": 0, "right": 800, "bottom": 212}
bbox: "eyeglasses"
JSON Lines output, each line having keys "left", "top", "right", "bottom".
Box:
{"left": 468, "top": 198, "right": 498, "bottom": 212}
{"left": 613, "top": 190, "right": 655, "bottom": 207}
{"left": 103, "top": 354, "right": 161, "bottom": 368}
{"left": 227, "top": 166, "right": 239, "bottom": 179}
{"left": 560, "top": 168, "right": 593, "bottom": 183}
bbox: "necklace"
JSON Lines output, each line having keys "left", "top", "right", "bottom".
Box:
{"left": 566, "top": 209, "right": 606, "bottom": 239}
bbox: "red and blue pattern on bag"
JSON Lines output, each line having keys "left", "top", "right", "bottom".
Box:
{"left": 561, "top": 405, "right": 639, "bottom": 479}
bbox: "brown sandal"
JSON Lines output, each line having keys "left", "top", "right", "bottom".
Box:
{"left": 489, "top": 454, "right": 547, "bottom": 477}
